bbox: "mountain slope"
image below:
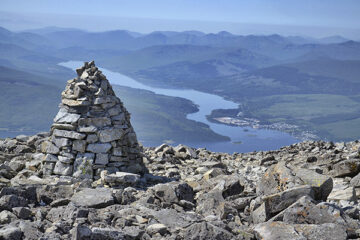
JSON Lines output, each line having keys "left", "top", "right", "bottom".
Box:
{"left": 0, "top": 66, "right": 61, "bottom": 133}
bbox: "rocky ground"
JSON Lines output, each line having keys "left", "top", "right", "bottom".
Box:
{"left": 0, "top": 133, "right": 360, "bottom": 239}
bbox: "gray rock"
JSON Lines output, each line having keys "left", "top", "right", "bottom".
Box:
{"left": 71, "top": 188, "right": 114, "bottom": 208}
{"left": 146, "top": 223, "right": 168, "bottom": 236}
{"left": 94, "top": 97, "right": 108, "bottom": 104}
{"left": 254, "top": 222, "right": 305, "bottom": 240}
{"left": 294, "top": 223, "right": 347, "bottom": 240}
{"left": 196, "top": 190, "right": 226, "bottom": 218}
{"left": 86, "top": 134, "right": 98, "bottom": 143}
{"left": 256, "top": 162, "right": 295, "bottom": 196}
{"left": 54, "top": 108, "right": 81, "bottom": 124}
{"left": 181, "top": 222, "right": 234, "bottom": 240}
{"left": 95, "top": 153, "right": 109, "bottom": 165}
{"left": 73, "top": 153, "right": 94, "bottom": 179}
{"left": 121, "top": 226, "right": 144, "bottom": 239}
{"left": 53, "top": 161, "right": 73, "bottom": 176}
{"left": 262, "top": 185, "right": 315, "bottom": 215}
{"left": 331, "top": 159, "right": 360, "bottom": 177}
{"left": 113, "top": 147, "right": 123, "bottom": 156}
{"left": 7, "top": 160, "right": 25, "bottom": 172}
{"left": 153, "top": 182, "right": 194, "bottom": 204}
{"left": 78, "top": 125, "right": 98, "bottom": 133}
{"left": 13, "top": 145, "right": 32, "bottom": 154}
{"left": 279, "top": 196, "right": 339, "bottom": 224}
{"left": 50, "top": 198, "right": 71, "bottom": 207}
{"left": 72, "top": 140, "right": 87, "bottom": 153}
{"left": 71, "top": 225, "right": 92, "bottom": 240}
{"left": 0, "top": 164, "right": 16, "bottom": 179}
{"left": 200, "top": 161, "right": 226, "bottom": 169}
{"left": 42, "top": 141, "right": 60, "bottom": 154}
{"left": 252, "top": 202, "right": 270, "bottom": 224}
{"left": 350, "top": 172, "right": 360, "bottom": 187}
{"left": 0, "top": 195, "right": 28, "bottom": 211}
{"left": 103, "top": 171, "right": 140, "bottom": 186}
{"left": 52, "top": 137, "right": 71, "bottom": 148}
{"left": 78, "top": 117, "right": 111, "bottom": 128}
{"left": 44, "top": 154, "right": 58, "bottom": 162}
{"left": 296, "top": 168, "right": 333, "bottom": 201}
{"left": 18, "top": 221, "right": 43, "bottom": 240}
{"left": 52, "top": 123, "right": 77, "bottom": 131}
{"left": 45, "top": 206, "right": 67, "bottom": 223}
{"left": 91, "top": 227, "right": 126, "bottom": 240}
{"left": 87, "top": 143, "right": 112, "bottom": 153}
{"left": 328, "top": 186, "right": 357, "bottom": 201}
{"left": 62, "top": 98, "right": 90, "bottom": 107}
{"left": 0, "top": 226, "right": 23, "bottom": 240}
{"left": 255, "top": 221, "right": 348, "bottom": 240}
{"left": 108, "top": 107, "right": 121, "bottom": 116}
{"left": 58, "top": 155, "right": 72, "bottom": 163}
{"left": 12, "top": 207, "right": 32, "bottom": 219}
{"left": 202, "top": 168, "right": 226, "bottom": 180}
{"left": 99, "top": 128, "right": 124, "bottom": 143}
{"left": 53, "top": 129, "right": 86, "bottom": 140}
{"left": 0, "top": 210, "right": 17, "bottom": 224}
{"left": 42, "top": 162, "right": 55, "bottom": 175}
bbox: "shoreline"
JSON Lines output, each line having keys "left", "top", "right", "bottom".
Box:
{"left": 208, "top": 115, "right": 319, "bottom": 142}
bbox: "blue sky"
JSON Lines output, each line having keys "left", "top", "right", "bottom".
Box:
{"left": 1, "top": 0, "right": 360, "bottom": 38}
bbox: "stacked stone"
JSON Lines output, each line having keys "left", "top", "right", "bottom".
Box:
{"left": 41, "top": 61, "right": 146, "bottom": 179}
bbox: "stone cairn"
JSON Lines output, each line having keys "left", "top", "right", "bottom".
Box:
{"left": 41, "top": 61, "right": 146, "bottom": 179}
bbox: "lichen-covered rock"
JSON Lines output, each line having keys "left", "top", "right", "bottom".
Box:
{"left": 295, "top": 168, "right": 333, "bottom": 201}
{"left": 72, "top": 153, "right": 94, "bottom": 179}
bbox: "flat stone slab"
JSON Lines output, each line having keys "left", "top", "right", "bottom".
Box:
{"left": 87, "top": 143, "right": 112, "bottom": 153}
{"left": 103, "top": 172, "right": 140, "bottom": 186}
{"left": 99, "top": 128, "right": 124, "bottom": 143}
{"left": 53, "top": 129, "right": 86, "bottom": 140}
{"left": 54, "top": 108, "right": 81, "bottom": 124}
{"left": 254, "top": 222, "right": 347, "bottom": 240}
{"left": 71, "top": 188, "right": 114, "bottom": 208}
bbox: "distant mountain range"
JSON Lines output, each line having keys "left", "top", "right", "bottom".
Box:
{"left": 1, "top": 25, "right": 360, "bottom": 142}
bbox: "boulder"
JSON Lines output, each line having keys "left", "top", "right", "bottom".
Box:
{"left": 153, "top": 182, "right": 194, "bottom": 204}
{"left": 273, "top": 196, "right": 339, "bottom": 224}
{"left": 181, "top": 222, "right": 234, "bottom": 240}
{"left": 328, "top": 187, "right": 357, "bottom": 201}
{"left": 71, "top": 188, "right": 114, "bottom": 208}
{"left": 331, "top": 159, "right": 360, "bottom": 177}
{"left": 254, "top": 222, "right": 305, "bottom": 240}
{"left": 262, "top": 185, "right": 315, "bottom": 215}
{"left": 295, "top": 168, "right": 333, "bottom": 201}
{"left": 350, "top": 172, "right": 360, "bottom": 187}
{"left": 0, "top": 210, "right": 17, "bottom": 224}
{"left": 0, "top": 226, "right": 23, "bottom": 240}
{"left": 256, "top": 162, "right": 295, "bottom": 196}
{"left": 254, "top": 222, "right": 347, "bottom": 240}
{"left": 293, "top": 223, "right": 347, "bottom": 240}
{"left": 0, "top": 195, "right": 28, "bottom": 211}
{"left": 12, "top": 207, "right": 32, "bottom": 219}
